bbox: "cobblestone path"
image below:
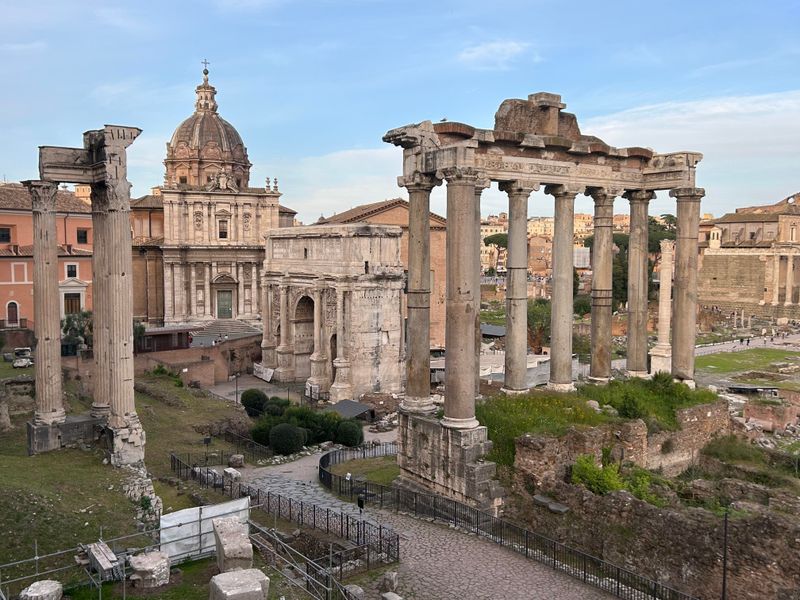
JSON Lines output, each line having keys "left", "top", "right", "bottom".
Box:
{"left": 247, "top": 472, "right": 610, "bottom": 599}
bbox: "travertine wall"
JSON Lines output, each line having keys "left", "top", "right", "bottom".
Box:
{"left": 698, "top": 252, "right": 766, "bottom": 305}
{"left": 515, "top": 400, "right": 729, "bottom": 481}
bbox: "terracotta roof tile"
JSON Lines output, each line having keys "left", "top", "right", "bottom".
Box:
{"left": 319, "top": 198, "right": 446, "bottom": 226}
{"left": 0, "top": 183, "right": 91, "bottom": 213}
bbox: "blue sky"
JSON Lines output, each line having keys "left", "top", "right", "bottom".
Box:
{"left": 2, "top": 0, "right": 799, "bottom": 223}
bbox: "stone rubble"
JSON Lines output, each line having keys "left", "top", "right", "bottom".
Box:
{"left": 128, "top": 551, "right": 170, "bottom": 588}
{"left": 208, "top": 568, "right": 269, "bottom": 600}
{"left": 213, "top": 517, "right": 253, "bottom": 572}
{"left": 19, "top": 580, "right": 63, "bottom": 600}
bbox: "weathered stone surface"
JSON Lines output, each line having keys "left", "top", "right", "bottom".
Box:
{"left": 0, "top": 400, "right": 10, "bottom": 431}
{"left": 228, "top": 454, "right": 245, "bottom": 468}
{"left": 209, "top": 569, "right": 269, "bottom": 600}
{"left": 213, "top": 517, "right": 252, "bottom": 572}
{"left": 343, "top": 584, "right": 365, "bottom": 599}
{"left": 19, "top": 580, "right": 63, "bottom": 600}
{"left": 379, "top": 571, "right": 399, "bottom": 593}
{"left": 129, "top": 550, "right": 170, "bottom": 588}
{"left": 381, "top": 593, "right": 403, "bottom": 600}
{"left": 224, "top": 467, "right": 241, "bottom": 481}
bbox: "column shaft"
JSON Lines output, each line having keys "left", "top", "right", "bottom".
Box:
{"left": 90, "top": 193, "right": 110, "bottom": 416}
{"left": 500, "top": 181, "right": 537, "bottom": 393}
{"left": 330, "top": 286, "right": 353, "bottom": 399}
{"left": 656, "top": 241, "right": 675, "bottom": 345}
{"left": 442, "top": 167, "right": 480, "bottom": 428}
{"left": 251, "top": 263, "right": 258, "bottom": 314}
{"left": 671, "top": 188, "right": 705, "bottom": 382}
{"left": 190, "top": 263, "right": 198, "bottom": 317}
{"left": 237, "top": 264, "right": 245, "bottom": 316}
{"left": 204, "top": 264, "right": 212, "bottom": 316}
{"left": 474, "top": 181, "right": 488, "bottom": 397}
{"left": 786, "top": 255, "right": 795, "bottom": 306}
{"left": 625, "top": 191, "right": 654, "bottom": 377}
{"left": 402, "top": 175, "right": 439, "bottom": 412}
{"left": 547, "top": 185, "right": 578, "bottom": 391}
{"left": 261, "top": 284, "right": 276, "bottom": 367}
{"left": 164, "top": 263, "right": 174, "bottom": 320}
{"left": 772, "top": 254, "right": 781, "bottom": 305}
{"left": 589, "top": 189, "right": 616, "bottom": 382}
{"left": 25, "top": 181, "right": 65, "bottom": 424}
{"left": 174, "top": 263, "right": 184, "bottom": 320}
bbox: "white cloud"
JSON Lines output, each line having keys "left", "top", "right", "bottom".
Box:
{"left": 0, "top": 41, "right": 46, "bottom": 54}
{"left": 583, "top": 90, "right": 800, "bottom": 217}
{"left": 457, "top": 41, "right": 536, "bottom": 71}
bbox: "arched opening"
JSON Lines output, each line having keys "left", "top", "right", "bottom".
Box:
{"left": 292, "top": 296, "right": 314, "bottom": 380}
{"left": 6, "top": 302, "right": 18, "bottom": 326}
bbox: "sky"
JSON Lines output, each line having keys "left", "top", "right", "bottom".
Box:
{"left": 1, "top": 0, "right": 799, "bottom": 224}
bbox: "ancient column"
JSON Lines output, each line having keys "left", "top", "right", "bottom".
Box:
{"left": 772, "top": 254, "right": 781, "bottom": 306}
{"left": 650, "top": 240, "right": 675, "bottom": 374}
{"left": 588, "top": 187, "right": 617, "bottom": 382}
{"left": 238, "top": 264, "right": 246, "bottom": 316}
{"left": 499, "top": 180, "right": 538, "bottom": 394}
{"left": 174, "top": 263, "right": 185, "bottom": 320}
{"left": 330, "top": 286, "right": 353, "bottom": 400}
{"left": 204, "top": 264, "right": 212, "bottom": 317}
{"left": 261, "top": 284, "right": 277, "bottom": 368}
{"left": 164, "top": 263, "right": 174, "bottom": 321}
{"left": 90, "top": 188, "right": 111, "bottom": 417}
{"left": 24, "top": 181, "right": 65, "bottom": 425}
{"left": 670, "top": 187, "right": 705, "bottom": 384}
{"left": 625, "top": 190, "right": 654, "bottom": 378}
{"left": 308, "top": 284, "right": 326, "bottom": 387}
{"left": 275, "top": 282, "right": 294, "bottom": 380}
{"left": 474, "top": 178, "right": 490, "bottom": 397}
{"left": 442, "top": 167, "right": 481, "bottom": 428}
{"left": 785, "top": 255, "right": 795, "bottom": 306}
{"left": 546, "top": 185, "right": 580, "bottom": 392}
{"left": 251, "top": 263, "right": 258, "bottom": 315}
{"left": 190, "top": 263, "right": 198, "bottom": 317}
{"left": 400, "top": 173, "right": 440, "bottom": 413}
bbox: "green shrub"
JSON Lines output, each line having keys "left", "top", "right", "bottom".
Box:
{"left": 571, "top": 454, "right": 623, "bottom": 495}
{"left": 335, "top": 420, "right": 364, "bottom": 447}
{"left": 251, "top": 420, "right": 272, "bottom": 446}
{"left": 269, "top": 423, "right": 305, "bottom": 455}
{"left": 624, "top": 467, "right": 665, "bottom": 506}
{"left": 265, "top": 396, "right": 290, "bottom": 416}
{"left": 241, "top": 389, "right": 268, "bottom": 418}
{"left": 283, "top": 406, "right": 340, "bottom": 444}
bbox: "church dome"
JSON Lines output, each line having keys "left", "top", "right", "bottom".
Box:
{"left": 164, "top": 68, "right": 251, "bottom": 189}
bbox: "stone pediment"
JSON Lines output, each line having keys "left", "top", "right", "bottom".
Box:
{"left": 59, "top": 277, "right": 89, "bottom": 288}
{"left": 215, "top": 208, "right": 232, "bottom": 217}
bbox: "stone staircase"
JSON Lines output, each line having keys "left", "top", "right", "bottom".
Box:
{"left": 191, "top": 319, "right": 261, "bottom": 345}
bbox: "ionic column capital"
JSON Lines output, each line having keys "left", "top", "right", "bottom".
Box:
{"left": 585, "top": 186, "right": 621, "bottom": 205}
{"left": 399, "top": 171, "right": 442, "bottom": 192}
{"left": 624, "top": 189, "right": 656, "bottom": 204}
{"left": 544, "top": 183, "right": 583, "bottom": 199}
{"left": 669, "top": 187, "right": 706, "bottom": 202}
{"left": 499, "top": 179, "right": 539, "bottom": 198}
{"left": 441, "top": 166, "right": 482, "bottom": 185}
{"left": 23, "top": 180, "right": 59, "bottom": 213}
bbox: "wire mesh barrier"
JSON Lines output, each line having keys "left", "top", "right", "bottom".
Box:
{"left": 0, "top": 503, "right": 251, "bottom": 599}
{"left": 319, "top": 444, "right": 698, "bottom": 600}
{"left": 169, "top": 452, "right": 400, "bottom": 566}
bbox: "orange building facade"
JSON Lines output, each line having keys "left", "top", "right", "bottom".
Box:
{"left": 0, "top": 183, "right": 94, "bottom": 329}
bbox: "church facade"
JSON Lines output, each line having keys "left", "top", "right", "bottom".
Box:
{"left": 131, "top": 68, "right": 296, "bottom": 326}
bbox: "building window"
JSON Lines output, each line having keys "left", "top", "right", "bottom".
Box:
{"left": 66, "top": 264, "right": 78, "bottom": 278}
{"left": 219, "top": 220, "right": 228, "bottom": 239}
{"left": 0, "top": 228, "right": 10, "bottom": 243}
{"left": 76, "top": 229, "right": 89, "bottom": 244}
{"left": 6, "top": 301, "right": 18, "bottom": 325}
{"left": 179, "top": 176, "right": 188, "bottom": 184}
{"left": 303, "top": 247, "right": 308, "bottom": 259}
{"left": 64, "top": 293, "right": 81, "bottom": 315}
{"left": 792, "top": 226, "right": 797, "bottom": 242}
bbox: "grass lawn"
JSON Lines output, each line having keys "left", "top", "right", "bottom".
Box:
{"left": 329, "top": 455, "right": 400, "bottom": 485}
{"left": 695, "top": 348, "right": 800, "bottom": 373}
{"left": 0, "top": 361, "right": 33, "bottom": 379}
{"left": 480, "top": 301, "right": 506, "bottom": 326}
{"left": 476, "top": 392, "right": 612, "bottom": 466}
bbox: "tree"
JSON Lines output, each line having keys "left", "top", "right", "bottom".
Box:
{"left": 484, "top": 267, "right": 497, "bottom": 277}
{"left": 574, "top": 295, "right": 592, "bottom": 317}
{"left": 660, "top": 213, "right": 677, "bottom": 232}
{"left": 527, "top": 298, "right": 551, "bottom": 354}
{"left": 483, "top": 233, "right": 508, "bottom": 249}
{"left": 648, "top": 216, "right": 676, "bottom": 254}
{"left": 573, "top": 268, "right": 580, "bottom": 297}
{"left": 61, "top": 310, "right": 93, "bottom": 347}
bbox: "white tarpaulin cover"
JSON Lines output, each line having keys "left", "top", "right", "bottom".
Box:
{"left": 159, "top": 497, "right": 250, "bottom": 561}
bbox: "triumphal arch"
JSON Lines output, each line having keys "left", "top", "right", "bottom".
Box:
{"left": 385, "top": 93, "right": 703, "bottom": 511}
{"left": 260, "top": 224, "right": 405, "bottom": 401}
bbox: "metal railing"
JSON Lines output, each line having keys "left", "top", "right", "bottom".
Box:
{"left": 319, "top": 444, "right": 698, "bottom": 600}
{"left": 218, "top": 430, "right": 274, "bottom": 463}
{"left": 170, "top": 452, "right": 400, "bottom": 565}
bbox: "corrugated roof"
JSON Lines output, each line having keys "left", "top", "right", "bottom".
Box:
{"left": 319, "top": 198, "right": 446, "bottom": 227}
{"left": 0, "top": 183, "right": 91, "bottom": 213}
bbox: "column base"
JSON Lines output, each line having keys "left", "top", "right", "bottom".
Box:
{"left": 441, "top": 415, "right": 480, "bottom": 429}
{"left": 91, "top": 405, "right": 111, "bottom": 419}
{"left": 107, "top": 417, "right": 146, "bottom": 467}
{"left": 27, "top": 414, "right": 105, "bottom": 455}
{"left": 501, "top": 387, "right": 529, "bottom": 396}
{"left": 33, "top": 408, "right": 66, "bottom": 426}
{"left": 649, "top": 346, "right": 672, "bottom": 376}
{"left": 400, "top": 396, "right": 437, "bottom": 414}
{"left": 586, "top": 376, "right": 609, "bottom": 385}
{"left": 546, "top": 381, "right": 575, "bottom": 393}
{"left": 785, "top": 302, "right": 794, "bottom": 307}
{"left": 626, "top": 370, "right": 650, "bottom": 379}
{"left": 674, "top": 378, "right": 696, "bottom": 390}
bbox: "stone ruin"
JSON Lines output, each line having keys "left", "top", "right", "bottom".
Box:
{"left": 24, "top": 125, "right": 146, "bottom": 466}
{"left": 384, "top": 92, "right": 703, "bottom": 512}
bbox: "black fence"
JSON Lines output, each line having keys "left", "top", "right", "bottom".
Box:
{"left": 218, "top": 430, "right": 274, "bottom": 463}
{"left": 319, "top": 445, "right": 698, "bottom": 600}
{"left": 170, "top": 452, "right": 400, "bottom": 565}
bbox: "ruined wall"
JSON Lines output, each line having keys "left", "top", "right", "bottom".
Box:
{"left": 698, "top": 252, "right": 766, "bottom": 306}
{"left": 515, "top": 401, "right": 729, "bottom": 483}
{"left": 513, "top": 478, "right": 800, "bottom": 600}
